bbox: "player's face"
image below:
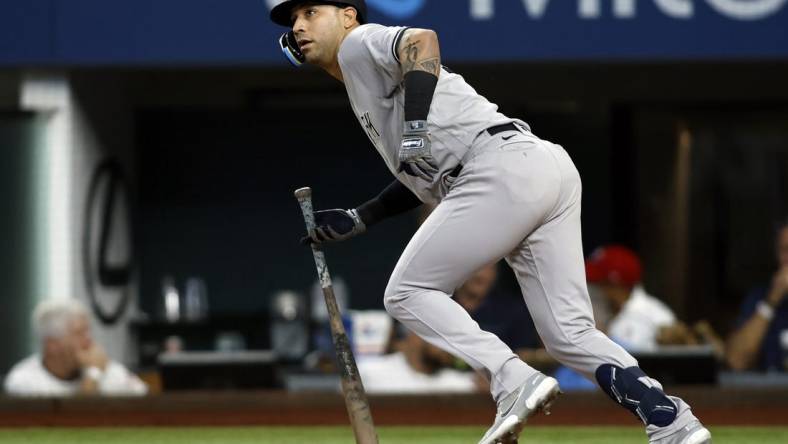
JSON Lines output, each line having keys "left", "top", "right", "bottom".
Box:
{"left": 777, "top": 226, "right": 788, "bottom": 268}
{"left": 291, "top": 4, "right": 347, "bottom": 65}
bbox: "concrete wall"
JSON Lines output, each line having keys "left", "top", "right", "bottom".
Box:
{"left": 19, "top": 72, "right": 138, "bottom": 366}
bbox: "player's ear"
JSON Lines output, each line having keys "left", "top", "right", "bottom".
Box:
{"left": 341, "top": 6, "right": 357, "bottom": 28}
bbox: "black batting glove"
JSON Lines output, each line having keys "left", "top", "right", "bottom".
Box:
{"left": 300, "top": 209, "right": 366, "bottom": 246}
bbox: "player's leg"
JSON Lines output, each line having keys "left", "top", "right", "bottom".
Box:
{"left": 506, "top": 140, "right": 709, "bottom": 443}
{"left": 386, "top": 132, "right": 569, "bottom": 444}
{"left": 384, "top": 194, "right": 532, "bottom": 402}
{"left": 383, "top": 133, "right": 561, "bottom": 403}
{"left": 504, "top": 143, "right": 638, "bottom": 375}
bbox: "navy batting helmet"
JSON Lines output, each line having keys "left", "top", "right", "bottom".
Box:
{"left": 270, "top": 0, "right": 367, "bottom": 27}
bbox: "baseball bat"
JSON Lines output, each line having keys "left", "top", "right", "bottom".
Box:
{"left": 294, "top": 187, "right": 379, "bottom": 444}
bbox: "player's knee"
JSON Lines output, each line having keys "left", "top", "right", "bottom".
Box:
{"left": 383, "top": 280, "right": 426, "bottom": 319}
{"left": 541, "top": 324, "right": 597, "bottom": 360}
{"left": 595, "top": 364, "right": 677, "bottom": 427}
{"left": 383, "top": 281, "right": 406, "bottom": 317}
{"left": 382, "top": 294, "right": 397, "bottom": 316}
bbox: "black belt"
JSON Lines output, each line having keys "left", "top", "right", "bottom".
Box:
{"left": 448, "top": 123, "right": 525, "bottom": 178}
{"left": 486, "top": 122, "right": 521, "bottom": 136}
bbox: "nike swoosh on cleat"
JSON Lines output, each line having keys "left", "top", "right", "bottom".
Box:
{"left": 498, "top": 386, "right": 527, "bottom": 417}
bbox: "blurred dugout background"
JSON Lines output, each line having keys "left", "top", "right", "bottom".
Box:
{"left": 1, "top": 0, "right": 788, "bottom": 397}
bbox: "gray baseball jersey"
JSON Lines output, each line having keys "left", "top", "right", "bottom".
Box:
{"left": 336, "top": 23, "right": 700, "bottom": 442}
{"left": 338, "top": 24, "right": 523, "bottom": 204}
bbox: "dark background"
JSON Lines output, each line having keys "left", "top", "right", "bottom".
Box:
{"left": 127, "top": 63, "right": 788, "bottom": 333}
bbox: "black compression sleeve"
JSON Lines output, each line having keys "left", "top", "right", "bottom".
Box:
{"left": 356, "top": 180, "right": 423, "bottom": 226}
{"left": 404, "top": 71, "right": 439, "bottom": 122}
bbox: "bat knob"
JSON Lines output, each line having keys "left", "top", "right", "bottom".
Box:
{"left": 294, "top": 187, "right": 312, "bottom": 200}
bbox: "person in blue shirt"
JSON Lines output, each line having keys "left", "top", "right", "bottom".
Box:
{"left": 727, "top": 220, "right": 788, "bottom": 372}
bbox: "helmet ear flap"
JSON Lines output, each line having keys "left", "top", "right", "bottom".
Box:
{"left": 279, "top": 31, "right": 305, "bottom": 67}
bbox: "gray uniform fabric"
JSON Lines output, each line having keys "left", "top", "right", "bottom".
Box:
{"left": 339, "top": 24, "right": 519, "bottom": 204}
{"left": 384, "top": 128, "right": 637, "bottom": 401}
{"left": 336, "top": 23, "right": 693, "bottom": 439}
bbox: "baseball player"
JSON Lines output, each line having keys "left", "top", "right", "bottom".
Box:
{"left": 269, "top": 1, "right": 711, "bottom": 443}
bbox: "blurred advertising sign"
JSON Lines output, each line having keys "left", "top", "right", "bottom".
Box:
{"left": 468, "top": 0, "right": 787, "bottom": 20}
{"left": 393, "top": 0, "right": 788, "bottom": 60}
{"left": 356, "top": 0, "right": 788, "bottom": 21}
{"left": 1, "top": 0, "right": 787, "bottom": 65}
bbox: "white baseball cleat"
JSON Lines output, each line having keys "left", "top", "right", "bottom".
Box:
{"left": 649, "top": 420, "right": 712, "bottom": 444}
{"left": 478, "top": 372, "right": 562, "bottom": 444}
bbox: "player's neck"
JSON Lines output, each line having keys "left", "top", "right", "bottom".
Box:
{"left": 316, "top": 45, "right": 344, "bottom": 81}
{"left": 324, "top": 61, "right": 344, "bottom": 82}
{"left": 321, "top": 24, "right": 359, "bottom": 82}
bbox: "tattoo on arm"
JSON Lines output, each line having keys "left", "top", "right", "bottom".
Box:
{"left": 399, "top": 32, "right": 441, "bottom": 76}
{"left": 417, "top": 58, "right": 440, "bottom": 75}
{"left": 401, "top": 39, "right": 420, "bottom": 73}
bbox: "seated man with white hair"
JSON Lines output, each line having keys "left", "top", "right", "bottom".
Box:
{"left": 4, "top": 299, "right": 147, "bottom": 396}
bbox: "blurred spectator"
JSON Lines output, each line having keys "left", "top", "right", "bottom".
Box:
{"left": 555, "top": 245, "right": 725, "bottom": 391}
{"left": 727, "top": 220, "right": 788, "bottom": 372}
{"left": 585, "top": 245, "right": 677, "bottom": 351}
{"left": 585, "top": 245, "right": 723, "bottom": 353}
{"left": 4, "top": 299, "right": 147, "bottom": 397}
{"left": 357, "top": 329, "right": 477, "bottom": 394}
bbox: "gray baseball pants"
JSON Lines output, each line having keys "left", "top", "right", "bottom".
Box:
{"left": 383, "top": 127, "right": 638, "bottom": 402}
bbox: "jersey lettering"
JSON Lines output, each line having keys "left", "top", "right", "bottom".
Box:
{"left": 360, "top": 111, "right": 382, "bottom": 141}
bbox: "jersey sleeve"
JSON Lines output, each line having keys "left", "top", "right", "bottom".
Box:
{"left": 340, "top": 24, "right": 409, "bottom": 79}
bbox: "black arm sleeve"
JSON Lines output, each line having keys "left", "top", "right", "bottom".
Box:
{"left": 404, "top": 71, "right": 439, "bottom": 122}
{"left": 356, "top": 180, "right": 423, "bottom": 227}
